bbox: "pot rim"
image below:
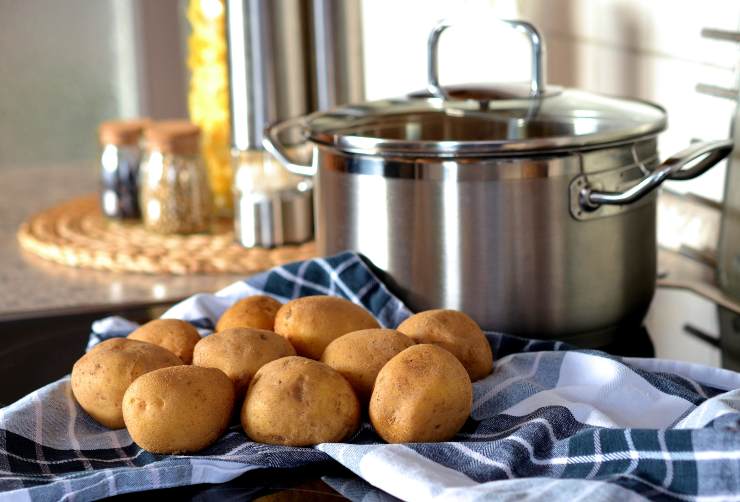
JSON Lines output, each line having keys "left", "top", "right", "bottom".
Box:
{"left": 309, "top": 128, "right": 664, "bottom": 160}
{"left": 310, "top": 137, "right": 661, "bottom": 181}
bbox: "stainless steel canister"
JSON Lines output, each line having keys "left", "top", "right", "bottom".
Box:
{"left": 264, "top": 20, "right": 734, "bottom": 346}
{"left": 225, "top": 0, "right": 363, "bottom": 248}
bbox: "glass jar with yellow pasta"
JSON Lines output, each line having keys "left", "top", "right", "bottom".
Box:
{"left": 186, "top": 0, "right": 231, "bottom": 216}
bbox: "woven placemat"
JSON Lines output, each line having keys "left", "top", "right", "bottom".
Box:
{"left": 17, "top": 194, "right": 316, "bottom": 274}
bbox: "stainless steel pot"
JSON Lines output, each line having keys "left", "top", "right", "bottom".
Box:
{"left": 264, "top": 20, "right": 734, "bottom": 346}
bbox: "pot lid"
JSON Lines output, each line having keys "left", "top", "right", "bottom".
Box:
{"left": 303, "top": 19, "right": 667, "bottom": 157}
{"left": 305, "top": 86, "right": 667, "bottom": 157}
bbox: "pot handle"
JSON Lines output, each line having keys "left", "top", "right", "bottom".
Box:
{"left": 580, "top": 139, "right": 734, "bottom": 210}
{"left": 262, "top": 116, "right": 316, "bottom": 177}
{"left": 427, "top": 19, "right": 546, "bottom": 99}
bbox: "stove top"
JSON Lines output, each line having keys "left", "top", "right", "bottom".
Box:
{"left": 517, "top": 286, "right": 740, "bottom": 368}
{"left": 642, "top": 286, "right": 740, "bottom": 371}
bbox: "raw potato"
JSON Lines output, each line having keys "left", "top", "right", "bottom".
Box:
{"left": 123, "top": 365, "right": 235, "bottom": 454}
{"left": 71, "top": 338, "right": 183, "bottom": 429}
{"left": 321, "top": 329, "right": 415, "bottom": 402}
{"left": 274, "top": 296, "right": 380, "bottom": 359}
{"left": 128, "top": 318, "right": 201, "bottom": 364}
{"left": 193, "top": 327, "right": 296, "bottom": 397}
{"left": 242, "top": 356, "right": 360, "bottom": 446}
{"left": 216, "top": 295, "right": 282, "bottom": 332}
{"left": 369, "top": 344, "right": 472, "bottom": 443}
{"left": 397, "top": 309, "right": 493, "bottom": 381}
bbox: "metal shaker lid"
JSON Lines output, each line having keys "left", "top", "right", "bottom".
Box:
{"left": 302, "top": 20, "right": 667, "bottom": 157}
{"left": 235, "top": 183, "right": 314, "bottom": 248}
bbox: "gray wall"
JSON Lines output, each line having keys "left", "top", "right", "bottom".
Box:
{"left": 0, "top": 0, "right": 188, "bottom": 168}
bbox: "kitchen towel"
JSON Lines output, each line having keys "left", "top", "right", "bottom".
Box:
{"left": 1, "top": 251, "right": 740, "bottom": 502}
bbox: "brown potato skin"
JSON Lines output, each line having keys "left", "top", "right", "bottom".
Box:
{"left": 192, "top": 327, "right": 296, "bottom": 398}
{"left": 216, "top": 295, "right": 282, "bottom": 332}
{"left": 71, "top": 338, "right": 183, "bottom": 429}
{"left": 128, "top": 319, "right": 201, "bottom": 364}
{"left": 369, "top": 344, "right": 472, "bottom": 443}
{"left": 241, "top": 356, "right": 360, "bottom": 446}
{"left": 122, "top": 366, "right": 235, "bottom": 454}
{"left": 397, "top": 310, "right": 493, "bottom": 381}
{"left": 321, "top": 329, "right": 415, "bottom": 403}
{"left": 274, "top": 296, "right": 379, "bottom": 359}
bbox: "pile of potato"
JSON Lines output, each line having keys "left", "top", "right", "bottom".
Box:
{"left": 70, "top": 295, "right": 493, "bottom": 453}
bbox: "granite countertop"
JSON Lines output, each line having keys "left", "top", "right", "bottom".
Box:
{"left": 0, "top": 164, "right": 245, "bottom": 321}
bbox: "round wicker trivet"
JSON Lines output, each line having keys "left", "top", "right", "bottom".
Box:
{"left": 17, "top": 195, "right": 316, "bottom": 274}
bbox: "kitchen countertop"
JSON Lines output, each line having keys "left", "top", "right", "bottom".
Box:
{"left": 0, "top": 164, "right": 245, "bottom": 321}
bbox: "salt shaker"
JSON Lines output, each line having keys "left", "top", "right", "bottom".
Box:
{"left": 233, "top": 150, "right": 313, "bottom": 248}
{"left": 139, "top": 121, "right": 212, "bottom": 234}
{"left": 98, "top": 119, "right": 148, "bottom": 219}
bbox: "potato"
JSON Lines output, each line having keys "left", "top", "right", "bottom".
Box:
{"left": 242, "top": 356, "right": 360, "bottom": 446}
{"left": 397, "top": 309, "right": 493, "bottom": 381}
{"left": 123, "top": 365, "right": 235, "bottom": 454}
{"left": 71, "top": 338, "right": 183, "bottom": 429}
{"left": 321, "top": 329, "right": 414, "bottom": 402}
{"left": 192, "top": 327, "right": 296, "bottom": 398}
{"left": 127, "top": 319, "right": 201, "bottom": 364}
{"left": 216, "top": 295, "right": 282, "bottom": 332}
{"left": 369, "top": 344, "right": 472, "bottom": 443}
{"left": 274, "top": 296, "right": 379, "bottom": 359}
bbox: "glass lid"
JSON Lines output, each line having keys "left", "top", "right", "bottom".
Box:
{"left": 305, "top": 88, "right": 667, "bottom": 157}
{"left": 304, "top": 19, "right": 667, "bottom": 157}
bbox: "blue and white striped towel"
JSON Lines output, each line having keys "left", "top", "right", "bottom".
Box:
{"left": 1, "top": 251, "right": 740, "bottom": 501}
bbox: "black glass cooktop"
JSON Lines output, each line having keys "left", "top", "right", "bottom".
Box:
{"left": 596, "top": 326, "right": 655, "bottom": 358}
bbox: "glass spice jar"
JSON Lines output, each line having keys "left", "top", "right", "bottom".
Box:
{"left": 98, "top": 119, "right": 149, "bottom": 219}
{"left": 139, "top": 121, "right": 212, "bottom": 234}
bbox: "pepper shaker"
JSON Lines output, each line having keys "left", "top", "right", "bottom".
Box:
{"left": 98, "top": 119, "right": 149, "bottom": 219}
